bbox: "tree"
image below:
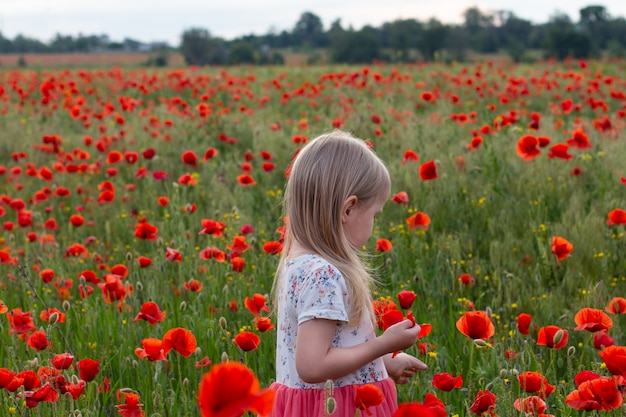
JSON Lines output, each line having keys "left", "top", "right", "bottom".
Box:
{"left": 293, "top": 12, "right": 326, "bottom": 47}
{"left": 329, "top": 26, "right": 383, "bottom": 64}
{"left": 579, "top": 5, "right": 610, "bottom": 49}
{"left": 180, "top": 28, "right": 226, "bottom": 66}
{"left": 387, "top": 19, "right": 422, "bottom": 62}
{"left": 418, "top": 19, "right": 450, "bottom": 61}
{"left": 227, "top": 42, "right": 255, "bottom": 65}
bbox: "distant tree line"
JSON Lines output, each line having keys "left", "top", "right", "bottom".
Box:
{"left": 1, "top": 4, "right": 625, "bottom": 66}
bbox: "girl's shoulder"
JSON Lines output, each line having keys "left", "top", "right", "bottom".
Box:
{"left": 285, "top": 254, "right": 343, "bottom": 280}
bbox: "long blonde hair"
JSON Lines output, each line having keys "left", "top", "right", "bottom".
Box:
{"left": 273, "top": 130, "right": 391, "bottom": 324}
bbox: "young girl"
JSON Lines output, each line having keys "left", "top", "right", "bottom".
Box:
{"left": 270, "top": 131, "right": 427, "bottom": 416}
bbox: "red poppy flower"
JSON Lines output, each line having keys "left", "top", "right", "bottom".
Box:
{"left": 551, "top": 236, "right": 573, "bottom": 262}
{"left": 565, "top": 375, "right": 623, "bottom": 411}
{"left": 458, "top": 273, "right": 475, "bottom": 285}
{"left": 227, "top": 235, "right": 249, "bottom": 253}
{"left": 422, "top": 393, "right": 447, "bottom": 417}
{"left": 517, "top": 135, "right": 541, "bottom": 161}
{"left": 165, "top": 247, "right": 182, "bottom": 262}
{"left": 40, "top": 308, "right": 65, "bottom": 323}
{"left": 391, "top": 191, "right": 409, "bottom": 205}
{"left": 134, "top": 301, "right": 167, "bottom": 325}
{"left": 134, "top": 222, "right": 158, "bottom": 240}
{"left": 355, "top": 384, "right": 385, "bottom": 416}
{"left": 234, "top": 331, "right": 261, "bottom": 351}
{"left": 98, "top": 274, "right": 128, "bottom": 304}
{"left": 237, "top": 173, "right": 256, "bottom": 186}
{"left": 375, "top": 238, "right": 392, "bottom": 252}
{"left": 419, "top": 160, "right": 438, "bottom": 180}
{"left": 400, "top": 150, "right": 419, "bottom": 165}
{"left": 231, "top": 257, "right": 245, "bottom": 272}
{"left": 606, "top": 208, "right": 626, "bottom": 226}
{"left": 77, "top": 358, "right": 100, "bottom": 382}
{"left": 204, "top": 147, "right": 218, "bottom": 161}
{"left": 254, "top": 317, "right": 275, "bottom": 332}
{"left": 181, "top": 150, "right": 198, "bottom": 168}
{"left": 262, "top": 241, "right": 283, "bottom": 255}
{"left": 593, "top": 331, "right": 615, "bottom": 350}
{"left": 432, "top": 373, "right": 463, "bottom": 391}
{"left": 518, "top": 371, "right": 555, "bottom": 398}
{"left": 469, "top": 389, "right": 497, "bottom": 415}
{"left": 574, "top": 370, "right": 601, "bottom": 387}
{"left": 547, "top": 143, "right": 572, "bottom": 160}
{"left": 467, "top": 136, "right": 483, "bottom": 151}
{"left": 70, "top": 214, "right": 85, "bottom": 227}
{"left": 197, "top": 361, "right": 275, "bottom": 417}
{"left": 51, "top": 353, "right": 74, "bottom": 370}
{"left": 184, "top": 279, "right": 204, "bottom": 292}
{"left": 455, "top": 310, "right": 495, "bottom": 340}
{"left": 136, "top": 256, "right": 152, "bottom": 268}
{"left": 157, "top": 196, "right": 169, "bottom": 207}
{"left": 39, "top": 269, "right": 55, "bottom": 283}
{"left": 65, "top": 243, "right": 88, "bottom": 257}
{"left": 514, "top": 396, "right": 546, "bottom": 414}
{"left": 393, "top": 403, "right": 436, "bottom": 417}
{"left": 116, "top": 391, "right": 145, "bottom": 417}
{"left": 8, "top": 308, "right": 37, "bottom": 335}
{"left": 0, "top": 368, "right": 16, "bottom": 389}
{"left": 27, "top": 331, "right": 50, "bottom": 351}
{"left": 162, "top": 327, "right": 197, "bottom": 357}
{"left": 566, "top": 129, "right": 592, "bottom": 149}
{"left": 17, "top": 369, "right": 40, "bottom": 390}
{"left": 537, "top": 325, "right": 568, "bottom": 349}
{"left": 196, "top": 356, "right": 213, "bottom": 369}
{"left": 574, "top": 307, "right": 613, "bottom": 332}
{"left": 135, "top": 338, "right": 168, "bottom": 362}
{"left": 406, "top": 212, "right": 430, "bottom": 231}
{"left": 370, "top": 114, "right": 382, "bottom": 125}
{"left": 111, "top": 264, "right": 128, "bottom": 278}
{"left": 517, "top": 313, "right": 532, "bottom": 335}
{"left": 18, "top": 382, "right": 59, "bottom": 408}
{"left": 199, "top": 246, "right": 226, "bottom": 262}
{"left": 605, "top": 297, "right": 626, "bottom": 314}
{"left": 244, "top": 294, "right": 270, "bottom": 315}
{"left": 420, "top": 91, "right": 435, "bottom": 102}
{"left": 397, "top": 290, "right": 417, "bottom": 309}
{"left": 598, "top": 345, "right": 626, "bottom": 376}
{"left": 198, "top": 219, "right": 226, "bottom": 237}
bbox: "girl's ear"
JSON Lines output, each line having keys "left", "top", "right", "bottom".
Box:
{"left": 341, "top": 195, "right": 358, "bottom": 223}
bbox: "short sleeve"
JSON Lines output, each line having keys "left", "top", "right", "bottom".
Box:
{"left": 296, "top": 263, "right": 349, "bottom": 325}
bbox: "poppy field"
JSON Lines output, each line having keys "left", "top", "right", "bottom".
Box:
{"left": 1, "top": 59, "right": 626, "bottom": 416}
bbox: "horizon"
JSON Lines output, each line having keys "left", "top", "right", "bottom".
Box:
{"left": 0, "top": 1, "right": 624, "bottom": 47}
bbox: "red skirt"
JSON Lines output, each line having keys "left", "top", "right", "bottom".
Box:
{"left": 267, "top": 378, "right": 398, "bottom": 417}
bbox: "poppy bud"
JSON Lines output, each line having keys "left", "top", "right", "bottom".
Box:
{"left": 125, "top": 252, "right": 133, "bottom": 262}
{"left": 567, "top": 346, "right": 576, "bottom": 357}
{"left": 62, "top": 300, "right": 70, "bottom": 311}
{"left": 325, "top": 397, "right": 336, "bottom": 415}
{"left": 74, "top": 410, "right": 83, "bottom": 417}
{"left": 48, "top": 312, "right": 59, "bottom": 325}
{"left": 473, "top": 339, "right": 489, "bottom": 347}
{"left": 221, "top": 352, "right": 228, "bottom": 363}
{"left": 182, "top": 378, "right": 189, "bottom": 387}
{"left": 179, "top": 301, "right": 187, "bottom": 311}
{"left": 219, "top": 317, "right": 227, "bottom": 330}
{"left": 27, "top": 357, "right": 39, "bottom": 368}
{"left": 136, "top": 281, "right": 143, "bottom": 291}
{"left": 222, "top": 284, "right": 229, "bottom": 295}
{"left": 552, "top": 330, "right": 565, "bottom": 346}
{"left": 195, "top": 347, "right": 201, "bottom": 355}
{"left": 132, "top": 360, "right": 138, "bottom": 368}
{"left": 499, "top": 369, "right": 508, "bottom": 379}
{"left": 509, "top": 369, "right": 519, "bottom": 377}
{"left": 72, "top": 374, "right": 80, "bottom": 384}
{"left": 485, "top": 306, "right": 492, "bottom": 318}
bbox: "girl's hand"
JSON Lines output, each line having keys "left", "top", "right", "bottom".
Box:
{"left": 381, "top": 319, "right": 421, "bottom": 352}
{"left": 383, "top": 352, "right": 428, "bottom": 384}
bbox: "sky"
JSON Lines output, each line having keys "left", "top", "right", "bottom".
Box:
{"left": 0, "top": 0, "right": 624, "bottom": 47}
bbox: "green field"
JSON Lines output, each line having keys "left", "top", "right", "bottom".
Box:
{"left": 1, "top": 60, "right": 625, "bottom": 416}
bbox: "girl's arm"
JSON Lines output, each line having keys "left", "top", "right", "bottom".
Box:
{"left": 295, "top": 318, "right": 420, "bottom": 384}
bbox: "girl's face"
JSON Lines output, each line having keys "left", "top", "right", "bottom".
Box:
{"left": 342, "top": 194, "right": 387, "bottom": 250}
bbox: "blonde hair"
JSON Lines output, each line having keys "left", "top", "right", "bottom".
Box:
{"left": 273, "top": 130, "right": 391, "bottom": 324}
